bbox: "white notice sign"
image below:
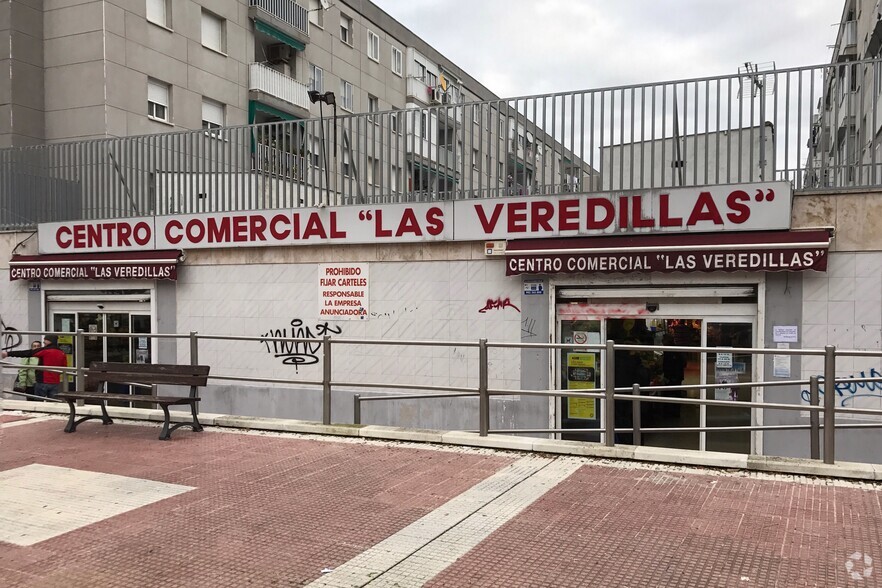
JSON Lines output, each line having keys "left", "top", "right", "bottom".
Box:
{"left": 319, "top": 263, "right": 369, "bottom": 320}
{"left": 773, "top": 325, "right": 798, "bottom": 343}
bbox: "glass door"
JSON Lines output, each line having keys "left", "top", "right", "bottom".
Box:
{"left": 559, "top": 319, "right": 602, "bottom": 442}
{"left": 705, "top": 322, "right": 754, "bottom": 454}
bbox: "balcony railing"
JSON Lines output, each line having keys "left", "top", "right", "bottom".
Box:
{"left": 248, "top": 62, "right": 310, "bottom": 111}
{"left": 248, "top": 0, "right": 308, "bottom": 38}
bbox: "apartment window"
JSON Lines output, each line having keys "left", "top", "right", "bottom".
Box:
{"left": 367, "top": 157, "right": 377, "bottom": 186}
{"left": 310, "top": 137, "right": 322, "bottom": 167}
{"left": 201, "top": 98, "right": 224, "bottom": 131}
{"left": 391, "top": 110, "right": 400, "bottom": 134}
{"left": 472, "top": 103, "right": 480, "bottom": 124}
{"left": 146, "top": 0, "right": 170, "bottom": 28}
{"left": 391, "top": 47, "right": 403, "bottom": 76}
{"left": 472, "top": 148, "right": 479, "bottom": 170}
{"left": 421, "top": 111, "right": 429, "bottom": 139}
{"left": 426, "top": 71, "right": 438, "bottom": 89}
{"left": 201, "top": 9, "right": 225, "bottom": 53}
{"left": 368, "top": 95, "right": 379, "bottom": 123}
{"left": 342, "top": 151, "right": 351, "bottom": 176}
{"left": 310, "top": 64, "right": 324, "bottom": 93}
{"left": 367, "top": 30, "right": 380, "bottom": 62}
{"left": 147, "top": 79, "right": 170, "bottom": 122}
{"left": 391, "top": 165, "right": 399, "bottom": 193}
{"left": 308, "top": 0, "right": 324, "bottom": 28}
{"left": 414, "top": 60, "right": 426, "bottom": 81}
{"left": 340, "top": 14, "right": 352, "bottom": 45}
{"left": 340, "top": 80, "right": 353, "bottom": 111}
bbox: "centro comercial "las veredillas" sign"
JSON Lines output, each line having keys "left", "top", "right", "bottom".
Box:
{"left": 38, "top": 182, "right": 792, "bottom": 254}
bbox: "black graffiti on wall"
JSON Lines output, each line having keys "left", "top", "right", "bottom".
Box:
{"left": 0, "top": 315, "right": 23, "bottom": 352}
{"left": 260, "top": 319, "right": 343, "bottom": 371}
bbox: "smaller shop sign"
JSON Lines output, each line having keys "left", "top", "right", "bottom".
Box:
{"left": 318, "top": 263, "right": 369, "bottom": 320}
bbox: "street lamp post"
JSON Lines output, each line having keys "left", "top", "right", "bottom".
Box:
{"left": 308, "top": 90, "right": 337, "bottom": 207}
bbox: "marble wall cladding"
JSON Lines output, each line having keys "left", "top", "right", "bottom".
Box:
{"left": 801, "top": 252, "right": 882, "bottom": 413}
{"left": 0, "top": 271, "right": 30, "bottom": 391}
{"left": 179, "top": 258, "right": 522, "bottom": 391}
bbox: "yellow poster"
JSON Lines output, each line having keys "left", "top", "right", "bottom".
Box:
{"left": 567, "top": 353, "right": 596, "bottom": 420}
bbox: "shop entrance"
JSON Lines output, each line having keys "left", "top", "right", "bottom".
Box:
{"left": 556, "top": 287, "right": 757, "bottom": 453}
{"left": 48, "top": 293, "right": 153, "bottom": 408}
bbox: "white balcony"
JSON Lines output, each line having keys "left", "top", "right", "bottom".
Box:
{"left": 248, "top": 63, "right": 310, "bottom": 114}
{"left": 248, "top": 0, "right": 309, "bottom": 44}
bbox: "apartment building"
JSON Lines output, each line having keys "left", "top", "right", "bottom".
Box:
{"left": 0, "top": 0, "right": 590, "bottom": 210}
{"left": 806, "top": 0, "right": 882, "bottom": 188}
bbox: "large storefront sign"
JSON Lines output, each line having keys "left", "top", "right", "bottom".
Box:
{"left": 9, "top": 250, "right": 182, "bottom": 281}
{"left": 504, "top": 230, "right": 832, "bottom": 276}
{"left": 36, "top": 182, "right": 791, "bottom": 254}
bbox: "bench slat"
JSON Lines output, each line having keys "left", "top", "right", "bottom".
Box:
{"left": 86, "top": 362, "right": 210, "bottom": 387}
{"left": 58, "top": 393, "right": 199, "bottom": 404}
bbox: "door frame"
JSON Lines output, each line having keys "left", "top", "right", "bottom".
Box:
{"left": 549, "top": 279, "right": 766, "bottom": 453}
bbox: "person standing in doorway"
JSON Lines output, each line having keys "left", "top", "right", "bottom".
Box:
{"left": 2, "top": 335, "right": 68, "bottom": 400}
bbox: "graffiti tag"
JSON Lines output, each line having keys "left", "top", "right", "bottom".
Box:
{"left": 800, "top": 368, "right": 882, "bottom": 407}
{"left": 521, "top": 317, "right": 537, "bottom": 338}
{"left": 478, "top": 298, "right": 521, "bottom": 314}
{"left": 0, "top": 315, "right": 23, "bottom": 352}
{"left": 260, "top": 318, "right": 342, "bottom": 372}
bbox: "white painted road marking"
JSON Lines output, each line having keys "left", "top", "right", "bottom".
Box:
{"left": 307, "top": 456, "right": 582, "bottom": 588}
{"left": 0, "top": 464, "right": 194, "bottom": 546}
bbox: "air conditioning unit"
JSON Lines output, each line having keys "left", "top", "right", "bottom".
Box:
{"left": 430, "top": 86, "right": 443, "bottom": 104}
{"left": 266, "top": 44, "right": 291, "bottom": 64}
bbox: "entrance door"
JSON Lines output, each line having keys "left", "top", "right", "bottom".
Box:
{"left": 556, "top": 293, "right": 757, "bottom": 454}
{"left": 49, "top": 297, "right": 152, "bottom": 408}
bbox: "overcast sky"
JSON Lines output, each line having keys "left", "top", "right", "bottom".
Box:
{"left": 372, "top": 0, "right": 845, "bottom": 98}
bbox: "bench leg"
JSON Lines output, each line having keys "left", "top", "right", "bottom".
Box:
{"left": 99, "top": 402, "right": 114, "bottom": 426}
{"left": 64, "top": 400, "right": 78, "bottom": 433}
{"left": 190, "top": 402, "right": 204, "bottom": 433}
{"left": 159, "top": 404, "right": 172, "bottom": 441}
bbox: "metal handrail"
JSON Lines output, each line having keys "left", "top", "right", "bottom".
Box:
{"left": 4, "top": 329, "right": 882, "bottom": 466}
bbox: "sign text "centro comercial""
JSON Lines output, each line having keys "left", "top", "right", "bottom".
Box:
{"left": 38, "top": 182, "right": 792, "bottom": 254}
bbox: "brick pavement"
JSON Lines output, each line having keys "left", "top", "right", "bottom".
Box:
{"left": 1, "top": 413, "right": 881, "bottom": 587}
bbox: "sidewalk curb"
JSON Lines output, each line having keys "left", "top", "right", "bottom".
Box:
{"left": 3, "top": 399, "right": 879, "bottom": 481}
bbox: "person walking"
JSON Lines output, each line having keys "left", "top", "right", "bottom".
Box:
{"left": 13, "top": 340, "right": 42, "bottom": 400}
{"left": 2, "top": 335, "right": 68, "bottom": 400}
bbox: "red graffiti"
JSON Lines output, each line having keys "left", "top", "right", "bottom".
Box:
{"left": 478, "top": 298, "right": 521, "bottom": 314}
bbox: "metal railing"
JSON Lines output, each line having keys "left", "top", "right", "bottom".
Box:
{"left": 3, "top": 329, "right": 882, "bottom": 466}
{"left": 248, "top": 63, "right": 311, "bottom": 111}
{"left": 2, "top": 59, "right": 882, "bottom": 228}
{"left": 248, "top": 0, "right": 309, "bottom": 37}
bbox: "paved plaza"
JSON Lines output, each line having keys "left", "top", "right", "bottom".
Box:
{"left": 1, "top": 410, "right": 880, "bottom": 587}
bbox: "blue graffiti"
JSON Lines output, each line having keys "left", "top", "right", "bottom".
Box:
{"left": 800, "top": 368, "right": 882, "bottom": 407}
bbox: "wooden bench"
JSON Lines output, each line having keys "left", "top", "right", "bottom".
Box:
{"left": 57, "top": 362, "right": 210, "bottom": 441}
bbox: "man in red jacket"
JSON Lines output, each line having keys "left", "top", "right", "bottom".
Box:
{"left": 2, "top": 334, "right": 68, "bottom": 400}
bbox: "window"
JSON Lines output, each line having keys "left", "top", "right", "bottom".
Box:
{"left": 201, "top": 9, "right": 225, "bottom": 53}
{"left": 340, "top": 14, "right": 352, "bottom": 45}
{"left": 147, "top": 79, "right": 170, "bottom": 122}
{"left": 391, "top": 165, "right": 399, "bottom": 193}
{"left": 201, "top": 98, "right": 224, "bottom": 131}
{"left": 472, "top": 148, "right": 479, "bottom": 170}
{"left": 310, "top": 137, "right": 322, "bottom": 167}
{"left": 391, "top": 47, "right": 403, "bottom": 76}
{"left": 421, "top": 111, "right": 429, "bottom": 139}
{"left": 342, "top": 151, "right": 351, "bottom": 176}
{"left": 367, "top": 30, "right": 380, "bottom": 62}
{"left": 310, "top": 64, "right": 324, "bottom": 93}
{"left": 308, "top": 0, "right": 324, "bottom": 28}
{"left": 473, "top": 103, "right": 480, "bottom": 124}
{"left": 367, "top": 157, "right": 377, "bottom": 186}
{"left": 414, "top": 60, "right": 426, "bottom": 81}
{"left": 426, "top": 71, "right": 438, "bottom": 89}
{"left": 368, "top": 95, "right": 379, "bottom": 123}
{"left": 340, "top": 80, "right": 353, "bottom": 111}
{"left": 146, "top": 0, "right": 170, "bottom": 28}
{"left": 391, "top": 110, "right": 400, "bottom": 134}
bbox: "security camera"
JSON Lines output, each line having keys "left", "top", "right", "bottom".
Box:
{"left": 645, "top": 302, "right": 659, "bottom": 313}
